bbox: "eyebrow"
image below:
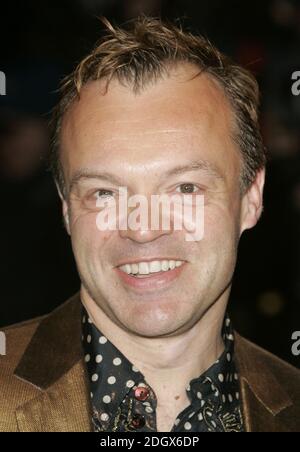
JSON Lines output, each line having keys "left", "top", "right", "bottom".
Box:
{"left": 70, "top": 170, "right": 125, "bottom": 193}
{"left": 69, "top": 159, "right": 224, "bottom": 193}
{"left": 165, "top": 161, "right": 224, "bottom": 180}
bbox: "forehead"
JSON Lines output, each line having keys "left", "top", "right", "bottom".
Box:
{"left": 60, "top": 64, "right": 240, "bottom": 183}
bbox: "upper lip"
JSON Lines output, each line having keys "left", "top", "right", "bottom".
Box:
{"left": 114, "top": 258, "right": 186, "bottom": 268}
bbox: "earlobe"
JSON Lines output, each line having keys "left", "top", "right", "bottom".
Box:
{"left": 240, "top": 168, "right": 265, "bottom": 234}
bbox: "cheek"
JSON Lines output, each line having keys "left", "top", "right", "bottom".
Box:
{"left": 204, "top": 197, "right": 240, "bottom": 240}
{"left": 70, "top": 210, "right": 113, "bottom": 257}
{"left": 200, "top": 203, "right": 240, "bottom": 266}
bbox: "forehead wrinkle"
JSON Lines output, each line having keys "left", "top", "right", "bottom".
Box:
{"left": 103, "top": 128, "right": 187, "bottom": 138}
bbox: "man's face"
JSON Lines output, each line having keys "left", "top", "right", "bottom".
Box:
{"left": 60, "top": 64, "right": 263, "bottom": 338}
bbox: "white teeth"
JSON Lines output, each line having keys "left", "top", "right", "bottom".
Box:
{"left": 138, "top": 262, "right": 150, "bottom": 275}
{"left": 119, "top": 259, "right": 184, "bottom": 276}
{"left": 169, "top": 260, "right": 176, "bottom": 270}
{"left": 149, "top": 261, "right": 162, "bottom": 273}
{"left": 124, "top": 264, "right": 131, "bottom": 274}
{"left": 131, "top": 263, "right": 139, "bottom": 274}
{"left": 161, "top": 260, "right": 169, "bottom": 271}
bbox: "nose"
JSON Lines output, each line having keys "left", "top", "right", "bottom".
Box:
{"left": 119, "top": 226, "right": 173, "bottom": 244}
{"left": 118, "top": 199, "right": 174, "bottom": 244}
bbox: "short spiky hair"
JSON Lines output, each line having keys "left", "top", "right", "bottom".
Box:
{"left": 50, "top": 16, "right": 266, "bottom": 197}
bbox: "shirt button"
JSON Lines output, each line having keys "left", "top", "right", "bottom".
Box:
{"left": 134, "top": 386, "right": 150, "bottom": 402}
{"left": 130, "top": 414, "right": 146, "bottom": 430}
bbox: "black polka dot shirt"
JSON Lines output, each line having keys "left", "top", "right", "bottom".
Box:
{"left": 82, "top": 310, "right": 244, "bottom": 432}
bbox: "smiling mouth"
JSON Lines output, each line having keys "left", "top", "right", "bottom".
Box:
{"left": 118, "top": 259, "right": 185, "bottom": 278}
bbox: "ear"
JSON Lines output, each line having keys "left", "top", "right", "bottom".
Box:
{"left": 240, "top": 168, "right": 265, "bottom": 235}
{"left": 55, "top": 182, "right": 71, "bottom": 236}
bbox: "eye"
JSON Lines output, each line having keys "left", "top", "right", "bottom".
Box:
{"left": 176, "top": 183, "right": 199, "bottom": 194}
{"left": 95, "top": 189, "right": 114, "bottom": 199}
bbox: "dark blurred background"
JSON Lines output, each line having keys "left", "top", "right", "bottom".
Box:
{"left": 0, "top": 0, "right": 299, "bottom": 367}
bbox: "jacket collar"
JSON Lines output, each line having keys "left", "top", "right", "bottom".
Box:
{"left": 14, "top": 293, "right": 93, "bottom": 432}
{"left": 14, "top": 293, "right": 293, "bottom": 432}
{"left": 234, "top": 332, "right": 292, "bottom": 432}
{"left": 14, "top": 293, "right": 84, "bottom": 390}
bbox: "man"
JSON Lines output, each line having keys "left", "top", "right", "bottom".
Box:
{"left": 0, "top": 17, "right": 299, "bottom": 432}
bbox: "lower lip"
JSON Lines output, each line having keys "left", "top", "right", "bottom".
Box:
{"left": 114, "top": 264, "right": 186, "bottom": 291}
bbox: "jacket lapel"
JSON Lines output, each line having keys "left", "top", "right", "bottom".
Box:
{"left": 15, "top": 361, "right": 92, "bottom": 432}
{"left": 13, "top": 293, "right": 93, "bottom": 432}
{"left": 235, "top": 333, "right": 292, "bottom": 432}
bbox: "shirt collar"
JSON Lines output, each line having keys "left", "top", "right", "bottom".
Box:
{"left": 82, "top": 311, "right": 152, "bottom": 419}
{"left": 187, "top": 315, "right": 238, "bottom": 405}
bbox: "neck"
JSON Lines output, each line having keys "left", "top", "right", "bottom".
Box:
{"left": 81, "top": 288, "right": 228, "bottom": 400}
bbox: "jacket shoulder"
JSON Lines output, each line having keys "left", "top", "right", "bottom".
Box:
{"left": 236, "top": 334, "right": 300, "bottom": 402}
{"left": 0, "top": 294, "right": 81, "bottom": 432}
{"left": 0, "top": 315, "right": 44, "bottom": 431}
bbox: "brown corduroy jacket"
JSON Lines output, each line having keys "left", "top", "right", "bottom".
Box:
{"left": 0, "top": 293, "right": 299, "bottom": 432}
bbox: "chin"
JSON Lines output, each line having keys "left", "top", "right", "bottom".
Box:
{"left": 120, "top": 312, "right": 187, "bottom": 338}
{"left": 127, "top": 325, "right": 177, "bottom": 338}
